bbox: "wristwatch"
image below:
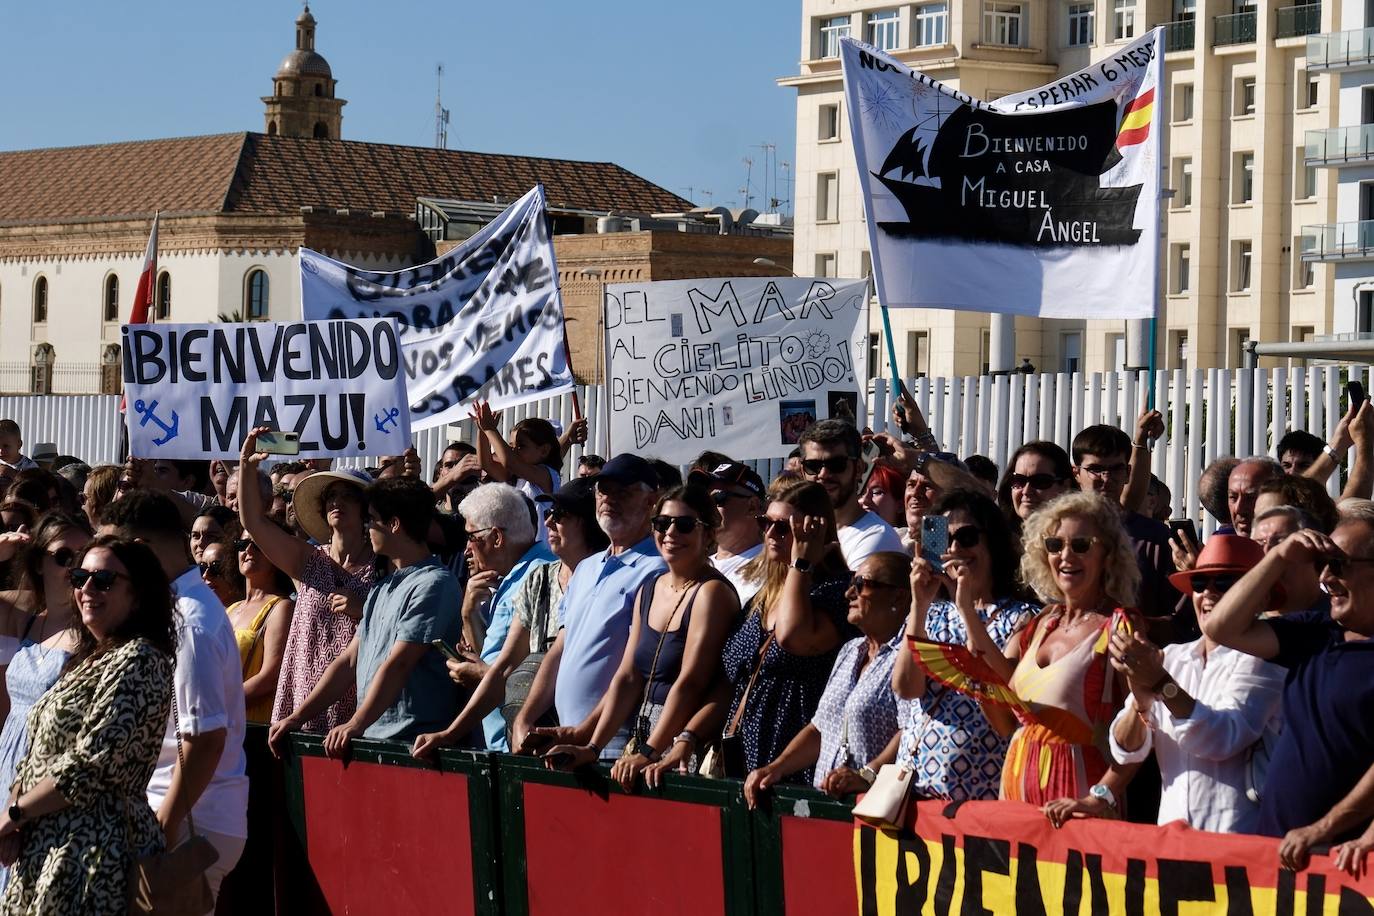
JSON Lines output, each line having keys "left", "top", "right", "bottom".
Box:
{"left": 7, "top": 802, "right": 20, "bottom": 825}
{"left": 790, "top": 557, "right": 812, "bottom": 574}
{"left": 1160, "top": 680, "right": 1181, "bottom": 701}
{"left": 859, "top": 765, "right": 878, "bottom": 786}
{"left": 1325, "top": 443, "right": 1347, "bottom": 467}
{"left": 636, "top": 743, "right": 660, "bottom": 762}
{"left": 1089, "top": 784, "right": 1117, "bottom": 810}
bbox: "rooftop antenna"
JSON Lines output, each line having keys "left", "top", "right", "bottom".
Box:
{"left": 434, "top": 64, "right": 450, "bottom": 149}
{"left": 741, "top": 156, "right": 754, "bottom": 209}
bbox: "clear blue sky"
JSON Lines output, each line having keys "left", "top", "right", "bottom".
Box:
{"left": 0, "top": 0, "right": 800, "bottom": 213}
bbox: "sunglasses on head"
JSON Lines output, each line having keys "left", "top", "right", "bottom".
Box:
{"left": 198, "top": 560, "right": 224, "bottom": 578}
{"left": 69, "top": 568, "right": 125, "bottom": 592}
{"left": 1044, "top": 535, "right": 1098, "bottom": 555}
{"left": 1009, "top": 473, "right": 1060, "bottom": 491}
{"left": 651, "top": 515, "right": 707, "bottom": 536}
{"left": 47, "top": 547, "right": 77, "bottom": 568}
{"left": 949, "top": 525, "right": 982, "bottom": 549}
{"left": 801, "top": 456, "right": 852, "bottom": 476}
{"left": 850, "top": 573, "right": 904, "bottom": 592}
{"left": 756, "top": 515, "right": 792, "bottom": 535}
{"left": 1189, "top": 574, "right": 1238, "bottom": 593}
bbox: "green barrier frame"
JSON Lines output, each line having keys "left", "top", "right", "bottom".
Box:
{"left": 748, "top": 784, "right": 857, "bottom": 916}
{"left": 494, "top": 754, "right": 758, "bottom": 916}
{"left": 285, "top": 734, "right": 503, "bottom": 916}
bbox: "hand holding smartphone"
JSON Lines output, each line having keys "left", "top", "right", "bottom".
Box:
{"left": 256, "top": 430, "right": 301, "bottom": 456}
{"left": 919, "top": 515, "right": 949, "bottom": 571}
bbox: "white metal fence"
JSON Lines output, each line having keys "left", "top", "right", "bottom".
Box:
{"left": 2, "top": 366, "right": 1367, "bottom": 539}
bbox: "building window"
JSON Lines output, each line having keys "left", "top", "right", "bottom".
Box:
{"left": 816, "top": 172, "right": 838, "bottom": 222}
{"left": 1067, "top": 2, "right": 1094, "bottom": 45}
{"left": 1174, "top": 0, "right": 1196, "bottom": 19}
{"left": 1173, "top": 84, "right": 1194, "bottom": 122}
{"left": 907, "top": 331, "right": 929, "bottom": 377}
{"left": 1169, "top": 330, "right": 1190, "bottom": 370}
{"left": 868, "top": 333, "right": 881, "bottom": 380}
{"left": 1234, "top": 152, "right": 1254, "bottom": 204}
{"left": 156, "top": 271, "right": 171, "bottom": 320}
{"left": 983, "top": 1, "right": 1024, "bottom": 46}
{"left": 103, "top": 274, "right": 119, "bottom": 322}
{"left": 1174, "top": 158, "right": 1192, "bottom": 208}
{"left": 859, "top": 250, "right": 872, "bottom": 278}
{"left": 1228, "top": 328, "right": 1251, "bottom": 369}
{"left": 914, "top": 3, "right": 949, "bottom": 45}
{"left": 1060, "top": 332, "right": 1082, "bottom": 374}
{"left": 1292, "top": 237, "right": 1314, "bottom": 289}
{"left": 1233, "top": 241, "right": 1253, "bottom": 291}
{"left": 1113, "top": 0, "right": 1135, "bottom": 40}
{"left": 1172, "top": 244, "right": 1191, "bottom": 293}
{"left": 979, "top": 328, "right": 991, "bottom": 375}
{"left": 820, "top": 15, "right": 850, "bottom": 57}
{"left": 815, "top": 252, "right": 838, "bottom": 277}
{"left": 32, "top": 276, "right": 47, "bottom": 324}
{"left": 867, "top": 9, "right": 900, "bottom": 50}
{"left": 1235, "top": 77, "right": 1256, "bottom": 116}
{"left": 1307, "top": 77, "right": 1319, "bottom": 109}
{"left": 1296, "top": 148, "right": 1317, "bottom": 199}
{"left": 1361, "top": 291, "right": 1374, "bottom": 335}
{"left": 245, "top": 269, "right": 269, "bottom": 320}
{"left": 818, "top": 103, "right": 840, "bottom": 141}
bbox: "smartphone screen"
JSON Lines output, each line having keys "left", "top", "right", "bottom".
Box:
{"left": 1349, "top": 380, "right": 1366, "bottom": 412}
{"left": 431, "top": 638, "right": 463, "bottom": 663}
{"left": 1168, "top": 518, "right": 1198, "bottom": 550}
{"left": 257, "top": 430, "right": 301, "bottom": 456}
{"left": 920, "top": 515, "right": 949, "bottom": 570}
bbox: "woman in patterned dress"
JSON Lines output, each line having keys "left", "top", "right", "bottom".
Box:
{"left": 239, "top": 428, "right": 375, "bottom": 734}
{"left": 0, "top": 537, "right": 176, "bottom": 915}
{"left": 892, "top": 489, "right": 1040, "bottom": 801}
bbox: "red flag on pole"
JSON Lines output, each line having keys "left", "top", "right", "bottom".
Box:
{"left": 127, "top": 212, "right": 159, "bottom": 325}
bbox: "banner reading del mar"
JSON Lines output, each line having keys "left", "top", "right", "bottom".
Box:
{"left": 841, "top": 29, "right": 1163, "bottom": 320}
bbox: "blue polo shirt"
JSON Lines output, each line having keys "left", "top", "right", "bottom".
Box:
{"left": 1257, "top": 611, "right": 1374, "bottom": 840}
{"left": 553, "top": 536, "right": 666, "bottom": 756}
{"left": 478, "top": 541, "right": 555, "bottom": 751}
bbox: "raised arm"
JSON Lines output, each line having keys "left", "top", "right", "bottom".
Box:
{"left": 1344, "top": 401, "right": 1374, "bottom": 501}
{"left": 1121, "top": 410, "right": 1163, "bottom": 514}
{"left": 892, "top": 559, "right": 945, "bottom": 700}
{"left": 240, "top": 427, "right": 314, "bottom": 581}
{"left": 772, "top": 515, "right": 842, "bottom": 656}
{"left": 1201, "top": 534, "right": 1329, "bottom": 660}
{"left": 1306, "top": 404, "right": 1355, "bottom": 486}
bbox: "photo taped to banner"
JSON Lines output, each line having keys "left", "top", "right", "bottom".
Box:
{"left": 300, "top": 185, "right": 574, "bottom": 431}
{"left": 121, "top": 318, "right": 411, "bottom": 459}
{"left": 604, "top": 277, "right": 869, "bottom": 465}
{"left": 841, "top": 28, "right": 1163, "bottom": 320}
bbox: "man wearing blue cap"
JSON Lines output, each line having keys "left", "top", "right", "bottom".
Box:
{"left": 511, "top": 453, "right": 666, "bottom": 759}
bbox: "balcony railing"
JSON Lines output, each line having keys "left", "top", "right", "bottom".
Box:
{"left": 1276, "top": 3, "right": 1321, "bottom": 39}
{"left": 1307, "top": 26, "right": 1374, "bottom": 69}
{"left": 1302, "top": 221, "right": 1374, "bottom": 260}
{"left": 1161, "top": 18, "right": 1195, "bottom": 51}
{"left": 1305, "top": 125, "right": 1374, "bottom": 164}
{"left": 1214, "top": 10, "right": 1257, "bottom": 46}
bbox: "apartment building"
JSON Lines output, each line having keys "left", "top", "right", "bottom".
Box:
{"left": 781, "top": 0, "right": 1341, "bottom": 376}
{"left": 1302, "top": 8, "right": 1374, "bottom": 336}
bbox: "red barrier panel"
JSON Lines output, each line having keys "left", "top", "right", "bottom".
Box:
{"left": 780, "top": 816, "right": 858, "bottom": 916}
{"left": 856, "top": 799, "right": 1374, "bottom": 913}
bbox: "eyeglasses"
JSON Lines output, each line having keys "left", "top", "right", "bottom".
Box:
{"left": 198, "top": 561, "right": 224, "bottom": 578}
{"left": 651, "top": 515, "right": 708, "bottom": 536}
{"left": 756, "top": 516, "right": 792, "bottom": 535}
{"left": 1078, "top": 464, "right": 1129, "bottom": 480}
{"left": 949, "top": 526, "right": 982, "bottom": 549}
{"left": 69, "top": 568, "right": 126, "bottom": 592}
{"left": 801, "top": 456, "right": 852, "bottom": 476}
{"left": 1322, "top": 555, "right": 1374, "bottom": 578}
{"left": 1189, "top": 574, "right": 1238, "bottom": 593}
{"left": 1044, "top": 536, "right": 1098, "bottom": 555}
{"left": 850, "top": 573, "right": 904, "bottom": 592}
{"left": 1009, "top": 473, "right": 1061, "bottom": 491}
{"left": 47, "top": 547, "right": 77, "bottom": 568}
{"left": 234, "top": 539, "right": 258, "bottom": 553}
{"left": 465, "top": 526, "right": 496, "bottom": 541}
{"left": 711, "top": 490, "right": 754, "bottom": 506}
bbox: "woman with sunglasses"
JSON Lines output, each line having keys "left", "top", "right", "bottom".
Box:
{"left": 1106, "top": 534, "right": 1285, "bottom": 833}
{"left": 226, "top": 531, "right": 296, "bottom": 723}
{"left": 891, "top": 489, "right": 1040, "bottom": 802}
{"left": 744, "top": 551, "right": 910, "bottom": 806}
{"left": 469, "top": 402, "right": 563, "bottom": 542}
{"left": 974, "top": 492, "right": 1143, "bottom": 824}
{"left": 542, "top": 485, "right": 739, "bottom": 790}
{"left": 198, "top": 538, "right": 243, "bottom": 609}
{"left": 0, "top": 537, "right": 176, "bottom": 913}
{"left": 996, "top": 441, "right": 1073, "bottom": 539}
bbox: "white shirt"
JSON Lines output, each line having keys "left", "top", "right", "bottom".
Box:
{"left": 837, "top": 511, "right": 905, "bottom": 570}
{"left": 711, "top": 543, "right": 762, "bottom": 606}
{"left": 1108, "top": 639, "right": 1284, "bottom": 834}
{"left": 516, "top": 467, "right": 561, "bottom": 544}
{"left": 147, "top": 569, "right": 249, "bottom": 838}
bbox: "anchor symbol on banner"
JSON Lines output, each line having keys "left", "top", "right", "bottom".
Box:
{"left": 374, "top": 406, "right": 401, "bottom": 434}
{"left": 132, "top": 399, "right": 180, "bottom": 446}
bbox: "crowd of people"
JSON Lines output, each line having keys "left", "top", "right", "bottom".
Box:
{"left": 0, "top": 386, "right": 1369, "bottom": 908}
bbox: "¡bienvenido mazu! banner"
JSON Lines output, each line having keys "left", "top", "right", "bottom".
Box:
{"left": 841, "top": 29, "right": 1163, "bottom": 320}
{"left": 299, "top": 185, "right": 574, "bottom": 430}
{"left": 603, "top": 277, "right": 869, "bottom": 465}
{"left": 122, "top": 318, "right": 412, "bottom": 459}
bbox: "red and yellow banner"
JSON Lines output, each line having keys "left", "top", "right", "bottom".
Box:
{"left": 855, "top": 800, "right": 1374, "bottom": 915}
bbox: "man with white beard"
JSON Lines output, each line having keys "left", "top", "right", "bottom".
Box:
{"left": 509, "top": 454, "right": 666, "bottom": 760}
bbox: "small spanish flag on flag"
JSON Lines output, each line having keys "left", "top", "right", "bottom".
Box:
{"left": 1116, "top": 87, "right": 1154, "bottom": 147}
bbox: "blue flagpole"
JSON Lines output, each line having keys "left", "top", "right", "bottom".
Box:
{"left": 878, "top": 300, "right": 902, "bottom": 424}
{"left": 1146, "top": 316, "right": 1158, "bottom": 411}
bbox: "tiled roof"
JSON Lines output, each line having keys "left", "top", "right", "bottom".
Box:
{"left": 0, "top": 132, "right": 690, "bottom": 226}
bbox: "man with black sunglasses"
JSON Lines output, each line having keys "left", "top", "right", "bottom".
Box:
{"left": 1203, "top": 509, "right": 1374, "bottom": 873}
{"left": 797, "top": 420, "right": 903, "bottom": 570}
{"left": 688, "top": 461, "right": 764, "bottom": 604}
